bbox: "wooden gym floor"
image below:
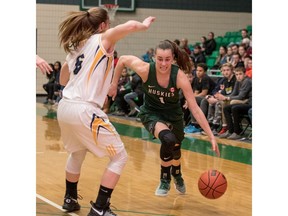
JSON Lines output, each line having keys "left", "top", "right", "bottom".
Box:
{"left": 36, "top": 102, "right": 252, "bottom": 216}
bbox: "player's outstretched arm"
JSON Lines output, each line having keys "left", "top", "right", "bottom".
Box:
{"left": 108, "top": 55, "right": 149, "bottom": 100}
{"left": 177, "top": 70, "right": 220, "bottom": 156}
{"left": 102, "top": 16, "right": 155, "bottom": 53}
{"left": 36, "top": 55, "right": 53, "bottom": 74}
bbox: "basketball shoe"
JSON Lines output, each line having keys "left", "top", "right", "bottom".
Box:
{"left": 87, "top": 201, "right": 117, "bottom": 216}
{"left": 62, "top": 195, "right": 81, "bottom": 212}
{"left": 173, "top": 175, "right": 186, "bottom": 194}
{"left": 155, "top": 179, "right": 171, "bottom": 196}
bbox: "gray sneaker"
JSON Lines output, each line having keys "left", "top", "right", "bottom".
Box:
{"left": 227, "top": 132, "right": 242, "bottom": 140}
{"left": 87, "top": 201, "right": 117, "bottom": 216}
{"left": 219, "top": 130, "right": 232, "bottom": 138}
{"left": 173, "top": 175, "right": 186, "bottom": 194}
{"left": 155, "top": 179, "right": 171, "bottom": 196}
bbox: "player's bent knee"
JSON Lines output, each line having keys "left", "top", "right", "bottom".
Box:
{"left": 65, "top": 150, "right": 87, "bottom": 174}
{"left": 107, "top": 149, "right": 128, "bottom": 175}
{"left": 159, "top": 129, "right": 177, "bottom": 161}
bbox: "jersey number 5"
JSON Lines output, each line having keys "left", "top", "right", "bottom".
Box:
{"left": 73, "top": 54, "right": 85, "bottom": 75}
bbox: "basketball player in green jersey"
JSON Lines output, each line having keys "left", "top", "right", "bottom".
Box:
{"left": 109, "top": 40, "right": 220, "bottom": 196}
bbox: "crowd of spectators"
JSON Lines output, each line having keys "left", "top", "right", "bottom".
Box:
{"left": 111, "top": 27, "right": 253, "bottom": 141}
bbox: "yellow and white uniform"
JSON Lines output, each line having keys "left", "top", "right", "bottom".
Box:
{"left": 57, "top": 34, "right": 124, "bottom": 158}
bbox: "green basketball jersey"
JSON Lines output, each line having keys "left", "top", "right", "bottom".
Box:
{"left": 141, "top": 62, "right": 183, "bottom": 120}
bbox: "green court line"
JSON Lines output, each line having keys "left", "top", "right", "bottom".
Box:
{"left": 112, "top": 122, "right": 252, "bottom": 165}
{"left": 36, "top": 107, "right": 252, "bottom": 165}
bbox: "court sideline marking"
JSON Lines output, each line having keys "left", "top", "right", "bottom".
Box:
{"left": 36, "top": 193, "right": 79, "bottom": 216}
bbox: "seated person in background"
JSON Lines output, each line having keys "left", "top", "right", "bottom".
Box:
{"left": 53, "top": 61, "right": 62, "bottom": 104}
{"left": 180, "top": 38, "right": 191, "bottom": 55}
{"left": 241, "top": 28, "right": 249, "bottom": 40}
{"left": 245, "top": 56, "right": 252, "bottom": 79}
{"left": 190, "top": 45, "right": 206, "bottom": 66}
{"left": 203, "top": 32, "right": 216, "bottom": 56}
{"left": 230, "top": 44, "right": 239, "bottom": 58}
{"left": 238, "top": 44, "right": 248, "bottom": 63}
{"left": 231, "top": 53, "right": 245, "bottom": 68}
{"left": 180, "top": 70, "right": 194, "bottom": 126}
{"left": 43, "top": 63, "right": 56, "bottom": 104}
{"left": 221, "top": 99, "right": 252, "bottom": 140}
{"left": 200, "top": 36, "right": 207, "bottom": 52}
{"left": 205, "top": 63, "right": 237, "bottom": 135}
{"left": 124, "top": 72, "right": 144, "bottom": 117}
{"left": 216, "top": 66, "right": 252, "bottom": 139}
{"left": 226, "top": 45, "right": 233, "bottom": 63}
{"left": 213, "top": 45, "right": 228, "bottom": 69}
{"left": 184, "top": 63, "right": 215, "bottom": 133}
{"left": 242, "top": 37, "right": 252, "bottom": 57}
{"left": 112, "top": 67, "right": 132, "bottom": 116}
{"left": 142, "top": 48, "right": 154, "bottom": 62}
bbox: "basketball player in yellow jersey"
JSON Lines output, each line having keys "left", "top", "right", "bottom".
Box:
{"left": 57, "top": 7, "right": 155, "bottom": 216}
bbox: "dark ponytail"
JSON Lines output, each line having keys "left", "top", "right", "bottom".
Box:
{"left": 155, "top": 40, "right": 192, "bottom": 73}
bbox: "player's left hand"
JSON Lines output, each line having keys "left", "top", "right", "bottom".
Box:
{"left": 108, "top": 83, "right": 118, "bottom": 101}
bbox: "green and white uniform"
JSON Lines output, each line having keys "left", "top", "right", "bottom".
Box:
{"left": 138, "top": 62, "right": 184, "bottom": 143}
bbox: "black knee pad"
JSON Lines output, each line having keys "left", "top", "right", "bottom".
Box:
{"left": 159, "top": 130, "right": 177, "bottom": 162}
{"left": 173, "top": 144, "right": 181, "bottom": 160}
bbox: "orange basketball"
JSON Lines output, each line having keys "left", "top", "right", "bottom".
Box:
{"left": 198, "top": 169, "right": 227, "bottom": 199}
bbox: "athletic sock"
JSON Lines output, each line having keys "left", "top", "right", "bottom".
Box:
{"left": 65, "top": 179, "right": 78, "bottom": 199}
{"left": 161, "top": 165, "right": 171, "bottom": 180}
{"left": 171, "top": 164, "right": 182, "bottom": 177}
{"left": 95, "top": 185, "right": 113, "bottom": 209}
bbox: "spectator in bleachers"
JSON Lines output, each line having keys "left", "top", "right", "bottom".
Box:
{"left": 203, "top": 32, "right": 216, "bottom": 56}
{"left": 142, "top": 48, "right": 154, "bottom": 63}
{"left": 184, "top": 63, "right": 216, "bottom": 133}
{"left": 205, "top": 63, "right": 237, "bottom": 135}
{"left": 238, "top": 44, "right": 248, "bottom": 61}
{"left": 242, "top": 37, "right": 252, "bottom": 57}
{"left": 190, "top": 44, "right": 206, "bottom": 66}
{"left": 180, "top": 38, "right": 191, "bottom": 55}
{"left": 213, "top": 45, "right": 228, "bottom": 69}
{"left": 245, "top": 56, "right": 252, "bottom": 79}
{"left": 226, "top": 45, "right": 233, "bottom": 64}
{"left": 200, "top": 36, "right": 207, "bottom": 52}
{"left": 180, "top": 57, "right": 195, "bottom": 126}
{"left": 241, "top": 28, "right": 249, "bottom": 40}
{"left": 190, "top": 56, "right": 197, "bottom": 77}
{"left": 221, "top": 98, "right": 252, "bottom": 140}
{"left": 231, "top": 44, "right": 239, "bottom": 55}
{"left": 231, "top": 53, "right": 245, "bottom": 68}
{"left": 217, "top": 66, "right": 252, "bottom": 139}
{"left": 43, "top": 63, "right": 56, "bottom": 104}
{"left": 124, "top": 72, "right": 144, "bottom": 117}
{"left": 53, "top": 61, "right": 62, "bottom": 104}
{"left": 112, "top": 67, "right": 132, "bottom": 116}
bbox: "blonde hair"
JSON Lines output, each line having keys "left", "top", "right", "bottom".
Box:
{"left": 220, "top": 62, "right": 234, "bottom": 71}
{"left": 58, "top": 7, "right": 108, "bottom": 53}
